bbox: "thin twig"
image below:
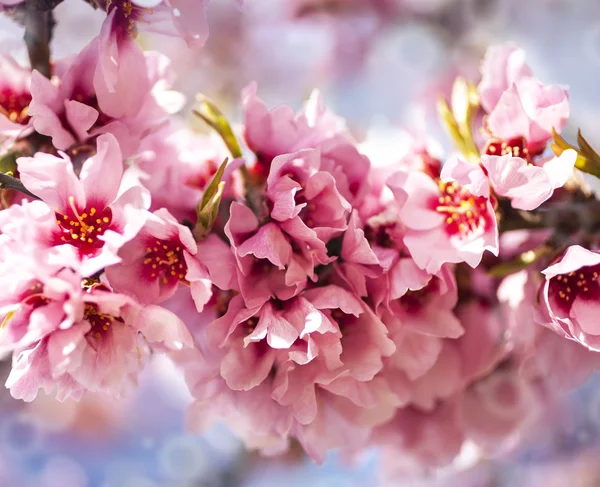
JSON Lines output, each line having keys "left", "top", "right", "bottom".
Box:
{"left": 0, "top": 173, "right": 38, "bottom": 199}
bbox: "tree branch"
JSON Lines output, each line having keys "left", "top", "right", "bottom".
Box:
{"left": 0, "top": 173, "right": 38, "bottom": 199}
{"left": 23, "top": 0, "right": 58, "bottom": 78}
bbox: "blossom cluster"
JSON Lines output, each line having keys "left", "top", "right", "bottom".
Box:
{"left": 0, "top": 1, "right": 599, "bottom": 474}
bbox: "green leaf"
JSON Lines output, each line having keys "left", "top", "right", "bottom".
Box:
{"left": 438, "top": 78, "right": 480, "bottom": 163}
{"left": 193, "top": 96, "right": 243, "bottom": 159}
{"left": 552, "top": 128, "right": 600, "bottom": 179}
{"left": 487, "top": 246, "right": 550, "bottom": 278}
{"left": 194, "top": 158, "right": 228, "bottom": 239}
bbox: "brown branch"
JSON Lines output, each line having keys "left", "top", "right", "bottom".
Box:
{"left": 23, "top": 0, "right": 59, "bottom": 78}
{"left": 0, "top": 173, "right": 38, "bottom": 199}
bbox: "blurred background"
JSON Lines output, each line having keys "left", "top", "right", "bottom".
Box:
{"left": 2, "top": 0, "right": 600, "bottom": 485}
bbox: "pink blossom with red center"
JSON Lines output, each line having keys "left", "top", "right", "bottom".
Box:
{"left": 395, "top": 156, "right": 498, "bottom": 274}
{"left": 16, "top": 134, "right": 149, "bottom": 275}
{"left": 0, "top": 247, "right": 83, "bottom": 357}
{"left": 499, "top": 270, "right": 600, "bottom": 391}
{"left": 478, "top": 43, "right": 570, "bottom": 156}
{"left": 541, "top": 245, "right": 600, "bottom": 351}
{"left": 105, "top": 208, "right": 206, "bottom": 307}
{"left": 0, "top": 55, "right": 33, "bottom": 145}
{"left": 0, "top": 247, "right": 191, "bottom": 401}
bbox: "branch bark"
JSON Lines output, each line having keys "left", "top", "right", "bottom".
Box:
{"left": 23, "top": 0, "right": 59, "bottom": 78}
{"left": 0, "top": 173, "right": 38, "bottom": 199}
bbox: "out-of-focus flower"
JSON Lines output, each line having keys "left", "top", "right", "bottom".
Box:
{"left": 0, "top": 55, "right": 33, "bottom": 145}
{"left": 478, "top": 42, "right": 570, "bottom": 156}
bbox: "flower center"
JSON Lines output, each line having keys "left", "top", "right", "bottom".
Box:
{"left": 434, "top": 181, "right": 490, "bottom": 238}
{"left": 20, "top": 281, "right": 51, "bottom": 309}
{"left": 0, "top": 87, "right": 31, "bottom": 125}
{"left": 485, "top": 136, "right": 531, "bottom": 164}
{"left": 55, "top": 197, "right": 113, "bottom": 255}
{"left": 142, "top": 238, "right": 187, "bottom": 285}
{"left": 84, "top": 303, "right": 122, "bottom": 340}
{"left": 106, "top": 0, "right": 152, "bottom": 36}
{"left": 400, "top": 277, "right": 439, "bottom": 313}
{"left": 549, "top": 265, "right": 600, "bottom": 312}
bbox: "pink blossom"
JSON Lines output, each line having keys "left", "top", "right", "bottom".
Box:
{"left": 396, "top": 156, "right": 498, "bottom": 274}
{"left": 271, "top": 290, "right": 396, "bottom": 426}
{"left": 461, "top": 368, "right": 540, "bottom": 449}
{"left": 127, "top": 0, "right": 211, "bottom": 47}
{"left": 133, "top": 121, "right": 232, "bottom": 222}
{"left": 0, "top": 55, "right": 33, "bottom": 143}
{"left": 187, "top": 279, "right": 395, "bottom": 451}
{"left": 486, "top": 76, "right": 570, "bottom": 156}
{"left": 16, "top": 134, "right": 149, "bottom": 275}
{"left": 478, "top": 43, "right": 532, "bottom": 113}
{"left": 267, "top": 147, "right": 351, "bottom": 250}
{"left": 375, "top": 401, "right": 465, "bottom": 471}
{"left": 226, "top": 152, "right": 349, "bottom": 306}
{"left": 225, "top": 201, "right": 301, "bottom": 307}
{"left": 3, "top": 257, "right": 191, "bottom": 401}
{"left": 541, "top": 245, "right": 600, "bottom": 351}
{"left": 481, "top": 149, "right": 577, "bottom": 211}
{"left": 105, "top": 208, "right": 204, "bottom": 306}
{"left": 382, "top": 265, "right": 462, "bottom": 388}
{"left": 243, "top": 85, "right": 370, "bottom": 205}
{"left": 335, "top": 210, "right": 397, "bottom": 298}
{"left": 28, "top": 28, "right": 173, "bottom": 157}
{"left": 0, "top": 247, "right": 83, "bottom": 356}
{"left": 170, "top": 289, "right": 293, "bottom": 455}
{"left": 242, "top": 83, "right": 345, "bottom": 165}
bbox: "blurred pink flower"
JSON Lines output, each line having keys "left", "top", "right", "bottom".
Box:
{"left": 478, "top": 43, "right": 532, "bottom": 113}
{"left": 479, "top": 43, "right": 570, "bottom": 156}
{"left": 0, "top": 55, "right": 33, "bottom": 143}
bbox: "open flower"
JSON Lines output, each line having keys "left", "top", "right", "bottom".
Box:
{"left": 6, "top": 282, "right": 192, "bottom": 401}
{"left": 0, "top": 244, "right": 192, "bottom": 402}
{"left": 541, "top": 245, "right": 600, "bottom": 351}
{"left": 487, "top": 77, "right": 570, "bottom": 156}
{"left": 396, "top": 156, "right": 498, "bottom": 273}
{"left": 478, "top": 43, "right": 570, "bottom": 156}
{"left": 105, "top": 208, "right": 204, "bottom": 306}
{"left": 242, "top": 84, "right": 370, "bottom": 204}
{"left": 16, "top": 134, "right": 149, "bottom": 275}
